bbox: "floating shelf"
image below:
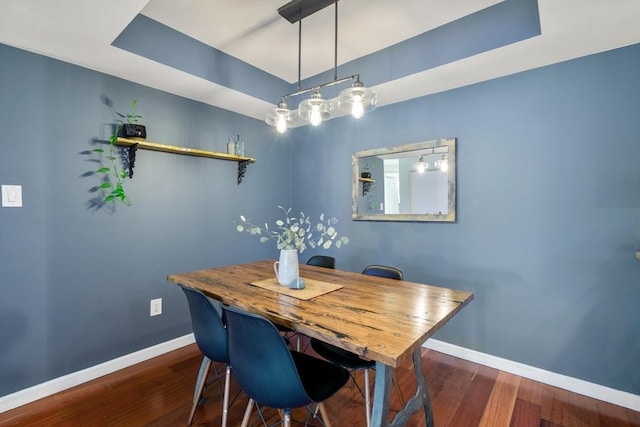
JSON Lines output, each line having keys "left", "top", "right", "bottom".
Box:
{"left": 115, "top": 137, "right": 256, "bottom": 184}
{"left": 358, "top": 177, "right": 375, "bottom": 196}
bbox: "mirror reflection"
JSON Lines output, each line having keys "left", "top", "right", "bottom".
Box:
{"left": 352, "top": 138, "right": 456, "bottom": 222}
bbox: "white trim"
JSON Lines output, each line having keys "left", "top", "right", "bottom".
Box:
{"left": 0, "top": 334, "right": 195, "bottom": 413}
{"left": 2, "top": 334, "right": 638, "bottom": 414}
{"left": 423, "top": 339, "right": 640, "bottom": 412}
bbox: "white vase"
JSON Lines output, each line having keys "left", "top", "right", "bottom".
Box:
{"left": 273, "top": 249, "right": 299, "bottom": 286}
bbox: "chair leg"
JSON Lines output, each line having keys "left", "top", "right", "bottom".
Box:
{"left": 317, "top": 402, "right": 333, "bottom": 427}
{"left": 188, "top": 357, "right": 212, "bottom": 425}
{"left": 241, "top": 398, "right": 254, "bottom": 427}
{"left": 283, "top": 408, "right": 291, "bottom": 427}
{"left": 221, "top": 365, "right": 231, "bottom": 427}
{"left": 364, "top": 369, "right": 371, "bottom": 427}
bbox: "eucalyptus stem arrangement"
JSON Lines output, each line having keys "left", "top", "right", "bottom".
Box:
{"left": 237, "top": 206, "right": 349, "bottom": 253}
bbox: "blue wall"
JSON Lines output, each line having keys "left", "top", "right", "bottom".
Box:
{"left": 0, "top": 44, "right": 292, "bottom": 396}
{"left": 292, "top": 44, "right": 640, "bottom": 395}
{"left": 1, "top": 42, "right": 639, "bottom": 398}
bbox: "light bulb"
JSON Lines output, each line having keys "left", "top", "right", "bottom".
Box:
{"left": 310, "top": 104, "right": 322, "bottom": 126}
{"left": 266, "top": 98, "right": 293, "bottom": 133}
{"left": 276, "top": 114, "right": 287, "bottom": 134}
{"left": 438, "top": 154, "right": 448, "bottom": 172}
{"left": 351, "top": 95, "right": 364, "bottom": 119}
{"left": 339, "top": 77, "right": 376, "bottom": 118}
{"left": 417, "top": 156, "right": 426, "bottom": 174}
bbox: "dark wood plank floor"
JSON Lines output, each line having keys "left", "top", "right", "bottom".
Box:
{"left": 1, "top": 342, "right": 638, "bottom": 427}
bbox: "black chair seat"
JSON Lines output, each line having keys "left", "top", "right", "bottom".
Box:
{"left": 310, "top": 339, "right": 374, "bottom": 370}
{"left": 292, "top": 351, "right": 350, "bottom": 402}
{"left": 306, "top": 255, "right": 336, "bottom": 269}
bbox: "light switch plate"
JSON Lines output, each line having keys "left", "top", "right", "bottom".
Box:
{"left": 2, "top": 185, "right": 22, "bottom": 207}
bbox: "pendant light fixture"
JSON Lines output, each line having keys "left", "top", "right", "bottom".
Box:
{"left": 416, "top": 156, "right": 427, "bottom": 174}
{"left": 436, "top": 153, "right": 448, "bottom": 172}
{"left": 265, "top": 97, "right": 296, "bottom": 134}
{"left": 338, "top": 76, "right": 377, "bottom": 119}
{"left": 298, "top": 89, "right": 334, "bottom": 126}
{"left": 265, "top": 0, "right": 376, "bottom": 133}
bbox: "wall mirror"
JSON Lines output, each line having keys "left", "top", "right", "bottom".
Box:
{"left": 352, "top": 138, "right": 456, "bottom": 222}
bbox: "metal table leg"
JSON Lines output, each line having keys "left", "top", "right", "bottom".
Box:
{"left": 370, "top": 348, "right": 434, "bottom": 427}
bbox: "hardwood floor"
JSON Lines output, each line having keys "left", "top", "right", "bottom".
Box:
{"left": 1, "top": 342, "right": 638, "bottom": 427}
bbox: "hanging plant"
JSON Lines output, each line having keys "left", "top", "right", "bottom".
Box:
{"left": 93, "top": 100, "right": 142, "bottom": 206}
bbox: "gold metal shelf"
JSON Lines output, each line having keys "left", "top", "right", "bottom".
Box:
{"left": 358, "top": 177, "right": 375, "bottom": 196}
{"left": 115, "top": 137, "right": 255, "bottom": 184}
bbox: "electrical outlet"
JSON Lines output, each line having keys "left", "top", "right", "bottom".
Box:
{"left": 150, "top": 298, "right": 162, "bottom": 316}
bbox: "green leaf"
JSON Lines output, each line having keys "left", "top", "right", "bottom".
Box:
{"left": 99, "top": 182, "right": 112, "bottom": 189}
{"left": 92, "top": 148, "right": 104, "bottom": 153}
{"left": 104, "top": 195, "right": 115, "bottom": 202}
{"left": 96, "top": 167, "right": 110, "bottom": 173}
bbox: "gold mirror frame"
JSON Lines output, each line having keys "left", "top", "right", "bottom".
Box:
{"left": 352, "top": 138, "right": 456, "bottom": 222}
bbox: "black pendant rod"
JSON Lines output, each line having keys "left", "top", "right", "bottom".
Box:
{"left": 297, "top": 11, "right": 302, "bottom": 92}
{"left": 334, "top": 0, "right": 338, "bottom": 81}
{"left": 282, "top": 0, "right": 357, "bottom": 100}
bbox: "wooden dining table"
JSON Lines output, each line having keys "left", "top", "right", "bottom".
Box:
{"left": 168, "top": 260, "right": 473, "bottom": 427}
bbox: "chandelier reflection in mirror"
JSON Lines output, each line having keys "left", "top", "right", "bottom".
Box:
{"left": 415, "top": 151, "right": 448, "bottom": 174}
{"left": 265, "top": 0, "right": 377, "bottom": 134}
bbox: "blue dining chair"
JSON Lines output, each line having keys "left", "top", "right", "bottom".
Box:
{"left": 180, "top": 285, "right": 231, "bottom": 427}
{"left": 306, "top": 255, "right": 336, "bottom": 269}
{"left": 310, "top": 264, "right": 405, "bottom": 427}
{"left": 223, "top": 306, "right": 349, "bottom": 427}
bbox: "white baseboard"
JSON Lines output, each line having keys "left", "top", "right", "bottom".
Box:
{"left": 423, "top": 339, "right": 640, "bottom": 412}
{"left": 0, "top": 334, "right": 195, "bottom": 413}
{"left": 2, "top": 334, "right": 638, "bottom": 414}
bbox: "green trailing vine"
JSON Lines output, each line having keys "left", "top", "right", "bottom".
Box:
{"left": 93, "top": 100, "right": 141, "bottom": 206}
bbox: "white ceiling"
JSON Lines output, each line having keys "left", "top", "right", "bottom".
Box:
{"left": 1, "top": 0, "right": 638, "bottom": 122}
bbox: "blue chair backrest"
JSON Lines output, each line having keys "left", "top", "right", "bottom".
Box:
{"left": 306, "top": 255, "right": 336, "bottom": 269}
{"left": 362, "top": 264, "right": 403, "bottom": 280}
{"left": 223, "top": 306, "right": 311, "bottom": 409}
{"left": 181, "top": 286, "right": 229, "bottom": 364}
